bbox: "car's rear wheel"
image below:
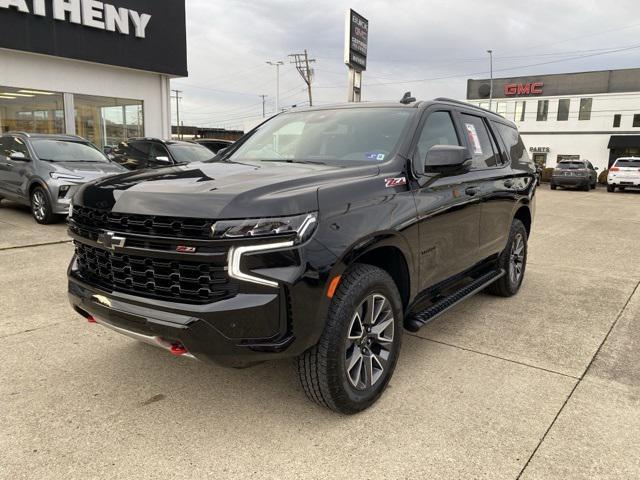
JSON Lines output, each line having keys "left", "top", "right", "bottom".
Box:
{"left": 486, "top": 219, "right": 528, "bottom": 297}
{"left": 607, "top": 184, "right": 615, "bottom": 193}
{"left": 30, "top": 187, "right": 56, "bottom": 224}
{"left": 297, "top": 264, "right": 403, "bottom": 414}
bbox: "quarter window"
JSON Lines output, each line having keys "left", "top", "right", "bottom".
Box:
{"left": 557, "top": 99, "right": 570, "bottom": 121}
{"left": 536, "top": 100, "right": 549, "bottom": 121}
{"left": 492, "top": 122, "right": 529, "bottom": 165}
{"left": 415, "top": 111, "right": 460, "bottom": 168}
{"left": 579, "top": 98, "right": 592, "bottom": 121}
{"left": 461, "top": 114, "right": 500, "bottom": 168}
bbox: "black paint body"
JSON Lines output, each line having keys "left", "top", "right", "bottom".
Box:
{"left": 67, "top": 100, "right": 536, "bottom": 367}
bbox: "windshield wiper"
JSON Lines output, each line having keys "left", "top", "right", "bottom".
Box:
{"left": 260, "top": 159, "right": 327, "bottom": 165}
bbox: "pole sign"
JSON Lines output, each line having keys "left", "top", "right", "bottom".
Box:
{"left": 344, "top": 8, "right": 368, "bottom": 72}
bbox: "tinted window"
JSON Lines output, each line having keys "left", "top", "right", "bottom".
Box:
{"left": 557, "top": 99, "right": 570, "bottom": 121}
{"left": 121, "top": 141, "right": 151, "bottom": 159}
{"left": 492, "top": 122, "right": 529, "bottom": 165}
{"left": 579, "top": 98, "right": 592, "bottom": 121}
{"left": 613, "top": 114, "right": 621, "bottom": 128}
{"left": 31, "top": 139, "right": 108, "bottom": 163}
{"left": 616, "top": 159, "right": 640, "bottom": 168}
{"left": 415, "top": 111, "right": 460, "bottom": 165}
{"left": 167, "top": 143, "right": 215, "bottom": 163}
{"left": 556, "top": 162, "right": 585, "bottom": 169}
{"left": 537, "top": 100, "right": 549, "bottom": 121}
{"left": 149, "top": 143, "right": 170, "bottom": 160}
{"left": 461, "top": 114, "right": 499, "bottom": 168}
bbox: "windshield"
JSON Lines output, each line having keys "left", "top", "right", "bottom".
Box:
{"left": 31, "top": 139, "right": 109, "bottom": 163}
{"left": 224, "top": 108, "right": 415, "bottom": 165}
{"left": 616, "top": 159, "right": 640, "bottom": 168}
{"left": 167, "top": 143, "right": 215, "bottom": 163}
{"left": 556, "top": 162, "right": 584, "bottom": 169}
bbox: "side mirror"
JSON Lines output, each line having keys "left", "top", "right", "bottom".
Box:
{"left": 424, "top": 145, "right": 469, "bottom": 174}
{"left": 154, "top": 156, "right": 171, "bottom": 165}
{"left": 9, "top": 151, "right": 28, "bottom": 161}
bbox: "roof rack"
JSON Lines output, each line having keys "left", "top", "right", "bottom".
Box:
{"left": 434, "top": 97, "right": 500, "bottom": 116}
{"left": 5, "top": 131, "right": 31, "bottom": 137}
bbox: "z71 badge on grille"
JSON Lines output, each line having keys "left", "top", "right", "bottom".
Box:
{"left": 97, "top": 231, "right": 126, "bottom": 250}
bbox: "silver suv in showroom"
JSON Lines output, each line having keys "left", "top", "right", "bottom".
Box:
{"left": 0, "top": 132, "right": 126, "bottom": 224}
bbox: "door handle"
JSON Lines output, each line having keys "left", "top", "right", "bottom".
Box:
{"left": 3, "top": 162, "right": 12, "bottom": 167}
{"left": 503, "top": 179, "right": 514, "bottom": 188}
{"left": 465, "top": 186, "right": 480, "bottom": 196}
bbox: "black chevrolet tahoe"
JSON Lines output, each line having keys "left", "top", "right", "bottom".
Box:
{"left": 67, "top": 98, "right": 536, "bottom": 414}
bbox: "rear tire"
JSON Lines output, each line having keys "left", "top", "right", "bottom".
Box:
{"left": 297, "top": 264, "right": 403, "bottom": 414}
{"left": 486, "top": 219, "right": 528, "bottom": 298}
{"left": 607, "top": 184, "right": 615, "bottom": 193}
{"left": 30, "top": 187, "right": 56, "bottom": 224}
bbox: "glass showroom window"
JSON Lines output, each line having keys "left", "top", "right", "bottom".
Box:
{"left": 0, "top": 86, "right": 64, "bottom": 134}
{"left": 74, "top": 94, "right": 144, "bottom": 149}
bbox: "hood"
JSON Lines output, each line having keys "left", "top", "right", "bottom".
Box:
{"left": 52, "top": 161, "right": 126, "bottom": 181}
{"left": 75, "top": 160, "right": 379, "bottom": 218}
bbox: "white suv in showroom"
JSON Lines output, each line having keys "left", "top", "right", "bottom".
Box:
{"left": 607, "top": 157, "right": 640, "bottom": 192}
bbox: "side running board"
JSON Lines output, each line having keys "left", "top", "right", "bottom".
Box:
{"left": 405, "top": 269, "right": 505, "bottom": 333}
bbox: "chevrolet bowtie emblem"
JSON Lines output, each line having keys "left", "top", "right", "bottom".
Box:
{"left": 97, "top": 231, "right": 126, "bottom": 250}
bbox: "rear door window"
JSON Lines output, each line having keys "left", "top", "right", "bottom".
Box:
{"left": 460, "top": 114, "right": 499, "bottom": 168}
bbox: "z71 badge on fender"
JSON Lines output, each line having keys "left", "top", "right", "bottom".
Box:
{"left": 385, "top": 177, "right": 407, "bottom": 188}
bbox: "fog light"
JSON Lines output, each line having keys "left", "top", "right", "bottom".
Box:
{"left": 58, "top": 185, "right": 70, "bottom": 198}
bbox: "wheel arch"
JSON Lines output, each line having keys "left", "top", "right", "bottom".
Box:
{"left": 514, "top": 204, "right": 532, "bottom": 238}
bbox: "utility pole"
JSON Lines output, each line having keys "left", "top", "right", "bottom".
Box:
{"left": 266, "top": 60, "right": 284, "bottom": 112}
{"left": 258, "top": 94, "right": 268, "bottom": 117}
{"left": 487, "top": 50, "right": 493, "bottom": 111}
{"left": 171, "top": 89, "right": 182, "bottom": 139}
{"left": 289, "top": 50, "right": 316, "bottom": 107}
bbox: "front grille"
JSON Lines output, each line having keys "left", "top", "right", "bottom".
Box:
{"left": 72, "top": 205, "right": 214, "bottom": 240}
{"left": 74, "top": 242, "right": 237, "bottom": 304}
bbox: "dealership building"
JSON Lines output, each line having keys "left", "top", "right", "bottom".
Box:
{"left": 467, "top": 68, "right": 640, "bottom": 170}
{"left": 0, "top": 0, "right": 187, "bottom": 148}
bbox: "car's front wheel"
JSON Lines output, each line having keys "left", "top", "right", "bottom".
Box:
{"left": 30, "top": 187, "right": 56, "bottom": 224}
{"left": 297, "top": 264, "right": 403, "bottom": 414}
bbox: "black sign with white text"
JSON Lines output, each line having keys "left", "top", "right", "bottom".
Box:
{"left": 344, "top": 9, "right": 368, "bottom": 71}
{"left": 0, "top": 0, "right": 187, "bottom": 76}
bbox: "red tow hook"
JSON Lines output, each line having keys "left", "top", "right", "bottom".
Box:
{"left": 86, "top": 315, "right": 97, "bottom": 324}
{"left": 169, "top": 342, "right": 189, "bottom": 356}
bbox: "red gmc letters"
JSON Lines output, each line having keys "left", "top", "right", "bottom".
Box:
{"left": 504, "top": 82, "right": 544, "bottom": 96}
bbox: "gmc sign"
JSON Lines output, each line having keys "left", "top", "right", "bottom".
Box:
{"left": 504, "top": 82, "right": 544, "bottom": 96}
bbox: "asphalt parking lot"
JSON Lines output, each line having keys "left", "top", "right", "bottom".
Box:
{"left": 1, "top": 187, "right": 639, "bottom": 480}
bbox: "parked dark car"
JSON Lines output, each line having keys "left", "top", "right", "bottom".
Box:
{"left": 195, "top": 138, "right": 234, "bottom": 154}
{"left": 67, "top": 98, "right": 535, "bottom": 413}
{"left": 0, "top": 132, "right": 125, "bottom": 224}
{"left": 550, "top": 160, "right": 598, "bottom": 191}
{"left": 110, "top": 138, "right": 216, "bottom": 170}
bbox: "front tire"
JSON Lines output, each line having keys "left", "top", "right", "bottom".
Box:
{"left": 30, "top": 187, "right": 56, "bottom": 224}
{"left": 297, "top": 264, "right": 403, "bottom": 414}
{"left": 486, "top": 219, "right": 528, "bottom": 297}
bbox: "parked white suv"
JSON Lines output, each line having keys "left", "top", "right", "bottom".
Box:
{"left": 607, "top": 157, "right": 640, "bottom": 192}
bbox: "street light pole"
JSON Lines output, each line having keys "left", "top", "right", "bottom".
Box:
{"left": 266, "top": 60, "right": 284, "bottom": 112}
{"left": 487, "top": 49, "right": 493, "bottom": 111}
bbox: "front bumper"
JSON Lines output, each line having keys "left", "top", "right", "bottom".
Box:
{"left": 67, "top": 237, "right": 335, "bottom": 367}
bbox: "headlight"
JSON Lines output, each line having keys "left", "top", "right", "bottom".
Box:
{"left": 212, "top": 213, "right": 317, "bottom": 244}
{"left": 51, "top": 172, "right": 84, "bottom": 181}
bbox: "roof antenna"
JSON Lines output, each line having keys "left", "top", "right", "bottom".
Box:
{"left": 400, "top": 92, "right": 416, "bottom": 105}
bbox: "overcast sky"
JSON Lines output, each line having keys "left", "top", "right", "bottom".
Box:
{"left": 171, "top": 0, "right": 640, "bottom": 131}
